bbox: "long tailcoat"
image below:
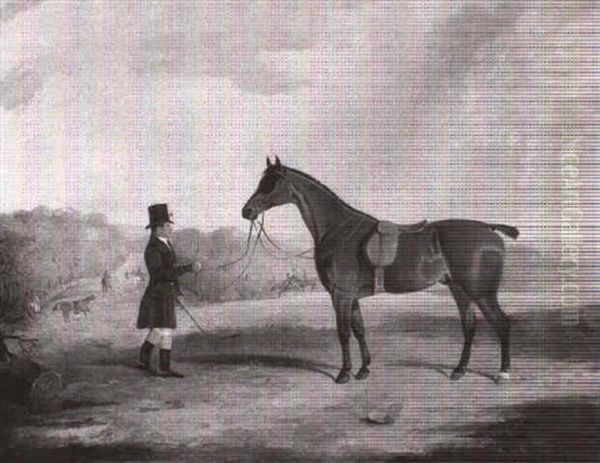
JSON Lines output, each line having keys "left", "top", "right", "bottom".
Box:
{"left": 137, "top": 236, "right": 192, "bottom": 329}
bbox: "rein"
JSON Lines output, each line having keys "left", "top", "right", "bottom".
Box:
{"left": 256, "top": 211, "right": 369, "bottom": 297}
{"left": 203, "top": 217, "right": 264, "bottom": 291}
{"left": 198, "top": 220, "right": 257, "bottom": 272}
{"left": 189, "top": 214, "right": 309, "bottom": 292}
{"left": 186, "top": 220, "right": 263, "bottom": 294}
{"left": 195, "top": 203, "right": 365, "bottom": 293}
{"left": 255, "top": 214, "right": 314, "bottom": 260}
{"left": 255, "top": 211, "right": 366, "bottom": 270}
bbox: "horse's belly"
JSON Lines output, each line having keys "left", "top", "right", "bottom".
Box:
{"left": 384, "top": 258, "right": 447, "bottom": 293}
{"left": 383, "top": 232, "right": 448, "bottom": 293}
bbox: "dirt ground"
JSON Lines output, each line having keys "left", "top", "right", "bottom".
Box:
{"left": 2, "top": 288, "right": 599, "bottom": 462}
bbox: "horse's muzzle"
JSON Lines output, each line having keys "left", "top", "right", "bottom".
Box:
{"left": 242, "top": 205, "right": 258, "bottom": 221}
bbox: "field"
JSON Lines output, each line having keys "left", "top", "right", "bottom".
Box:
{"left": 3, "top": 284, "right": 599, "bottom": 462}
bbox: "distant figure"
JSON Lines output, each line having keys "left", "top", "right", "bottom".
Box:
{"left": 136, "top": 204, "right": 202, "bottom": 378}
{"left": 53, "top": 295, "right": 96, "bottom": 323}
{"left": 26, "top": 294, "right": 42, "bottom": 316}
{"left": 101, "top": 270, "right": 112, "bottom": 294}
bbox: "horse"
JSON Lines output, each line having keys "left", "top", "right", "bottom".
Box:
{"left": 242, "top": 157, "right": 519, "bottom": 384}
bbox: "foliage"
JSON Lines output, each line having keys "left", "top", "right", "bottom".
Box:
{"left": 0, "top": 208, "right": 129, "bottom": 357}
{"left": 0, "top": 227, "right": 33, "bottom": 329}
{"left": 270, "top": 272, "right": 318, "bottom": 297}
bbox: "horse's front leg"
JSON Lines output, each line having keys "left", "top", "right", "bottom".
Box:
{"left": 332, "top": 293, "right": 353, "bottom": 384}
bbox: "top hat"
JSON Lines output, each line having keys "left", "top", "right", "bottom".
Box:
{"left": 146, "top": 203, "right": 174, "bottom": 229}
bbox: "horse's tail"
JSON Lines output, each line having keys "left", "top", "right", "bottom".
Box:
{"left": 489, "top": 223, "right": 519, "bottom": 240}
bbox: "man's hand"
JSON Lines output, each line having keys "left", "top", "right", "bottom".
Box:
{"left": 192, "top": 261, "right": 203, "bottom": 273}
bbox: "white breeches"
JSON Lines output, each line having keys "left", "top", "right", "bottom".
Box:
{"left": 145, "top": 328, "right": 173, "bottom": 350}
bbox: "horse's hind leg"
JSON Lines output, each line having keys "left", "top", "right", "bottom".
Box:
{"left": 448, "top": 282, "right": 476, "bottom": 381}
{"left": 351, "top": 300, "right": 371, "bottom": 380}
{"left": 470, "top": 249, "right": 511, "bottom": 382}
{"left": 476, "top": 294, "right": 511, "bottom": 383}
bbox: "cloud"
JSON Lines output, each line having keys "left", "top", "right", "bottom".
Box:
{"left": 0, "top": 60, "right": 45, "bottom": 109}
{"left": 131, "top": 1, "right": 322, "bottom": 95}
{"left": 415, "top": 0, "right": 599, "bottom": 107}
{"left": 0, "top": 0, "right": 327, "bottom": 109}
{"left": 0, "top": 0, "right": 44, "bottom": 23}
{"left": 254, "top": 1, "right": 324, "bottom": 52}
{"left": 0, "top": 0, "right": 50, "bottom": 109}
{"left": 416, "top": 0, "right": 528, "bottom": 105}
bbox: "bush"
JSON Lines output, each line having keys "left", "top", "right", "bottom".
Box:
{"left": 0, "top": 208, "right": 129, "bottom": 357}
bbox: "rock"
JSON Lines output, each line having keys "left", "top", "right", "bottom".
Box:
{"left": 366, "top": 411, "right": 395, "bottom": 425}
{"left": 29, "top": 371, "right": 63, "bottom": 413}
{"left": 0, "top": 357, "right": 63, "bottom": 413}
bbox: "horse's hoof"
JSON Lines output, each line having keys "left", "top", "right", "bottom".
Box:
{"left": 356, "top": 367, "right": 370, "bottom": 380}
{"left": 335, "top": 371, "right": 352, "bottom": 384}
{"left": 495, "top": 372, "right": 510, "bottom": 384}
{"left": 450, "top": 368, "right": 466, "bottom": 381}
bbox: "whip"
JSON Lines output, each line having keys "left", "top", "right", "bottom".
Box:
{"left": 175, "top": 299, "right": 240, "bottom": 339}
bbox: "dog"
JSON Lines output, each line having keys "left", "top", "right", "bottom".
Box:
{"left": 52, "top": 294, "right": 96, "bottom": 323}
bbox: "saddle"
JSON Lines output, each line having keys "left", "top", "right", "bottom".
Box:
{"left": 365, "top": 219, "right": 428, "bottom": 293}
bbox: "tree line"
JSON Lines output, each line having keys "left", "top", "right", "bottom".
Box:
{"left": 0, "top": 207, "right": 129, "bottom": 357}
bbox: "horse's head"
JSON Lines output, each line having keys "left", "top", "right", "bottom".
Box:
{"left": 242, "top": 156, "right": 293, "bottom": 221}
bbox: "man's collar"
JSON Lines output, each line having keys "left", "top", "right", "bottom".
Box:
{"left": 152, "top": 235, "right": 172, "bottom": 250}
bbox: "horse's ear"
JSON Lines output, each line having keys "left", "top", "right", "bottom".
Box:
{"left": 275, "top": 156, "right": 281, "bottom": 167}
{"left": 266, "top": 157, "right": 273, "bottom": 168}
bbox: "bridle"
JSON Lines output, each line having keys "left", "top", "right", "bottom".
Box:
{"left": 250, "top": 167, "right": 367, "bottom": 261}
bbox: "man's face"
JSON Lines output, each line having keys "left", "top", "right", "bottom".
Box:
{"left": 155, "top": 222, "right": 173, "bottom": 239}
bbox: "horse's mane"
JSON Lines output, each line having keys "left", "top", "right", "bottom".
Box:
{"left": 284, "top": 166, "right": 377, "bottom": 222}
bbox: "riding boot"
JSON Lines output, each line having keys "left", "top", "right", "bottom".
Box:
{"left": 158, "top": 349, "right": 184, "bottom": 378}
{"left": 137, "top": 341, "right": 154, "bottom": 370}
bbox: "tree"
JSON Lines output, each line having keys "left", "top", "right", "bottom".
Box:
{"left": 0, "top": 226, "right": 37, "bottom": 360}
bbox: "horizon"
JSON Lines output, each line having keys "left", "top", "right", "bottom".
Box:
{"left": 0, "top": 201, "right": 546, "bottom": 253}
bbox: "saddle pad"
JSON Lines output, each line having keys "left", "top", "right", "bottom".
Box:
{"left": 365, "top": 232, "right": 398, "bottom": 267}
{"left": 377, "top": 220, "right": 400, "bottom": 235}
{"left": 366, "top": 220, "right": 428, "bottom": 267}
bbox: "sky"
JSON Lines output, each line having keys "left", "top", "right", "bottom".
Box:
{"left": 1, "top": 1, "right": 598, "bottom": 260}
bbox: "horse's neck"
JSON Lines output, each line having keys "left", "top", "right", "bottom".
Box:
{"left": 287, "top": 171, "right": 357, "bottom": 245}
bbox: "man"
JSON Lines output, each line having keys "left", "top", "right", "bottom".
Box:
{"left": 101, "top": 270, "right": 112, "bottom": 294}
{"left": 136, "top": 204, "right": 202, "bottom": 378}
